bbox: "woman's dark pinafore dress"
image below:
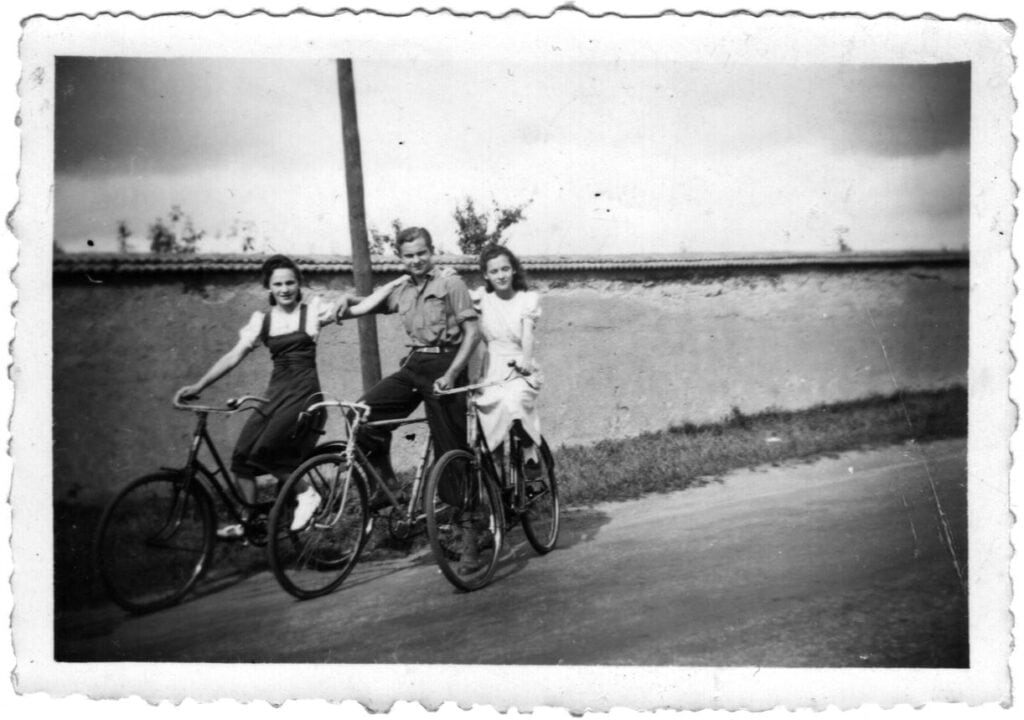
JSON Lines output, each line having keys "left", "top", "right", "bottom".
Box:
{"left": 231, "top": 304, "right": 321, "bottom": 478}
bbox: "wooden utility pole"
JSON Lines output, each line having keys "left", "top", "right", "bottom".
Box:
{"left": 337, "top": 59, "right": 382, "bottom": 391}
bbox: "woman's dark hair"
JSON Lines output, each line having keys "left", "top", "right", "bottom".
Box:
{"left": 260, "top": 254, "right": 303, "bottom": 306}
{"left": 478, "top": 244, "right": 528, "bottom": 293}
{"left": 396, "top": 226, "right": 434, "bottom": 252}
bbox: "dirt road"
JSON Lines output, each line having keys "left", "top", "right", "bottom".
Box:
{"left": 57, "top": 438, "right": 966, "bottom": 667}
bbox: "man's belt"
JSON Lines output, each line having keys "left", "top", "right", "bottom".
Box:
{"left": 408, "top": 345, "right": 458, "bottom": 354}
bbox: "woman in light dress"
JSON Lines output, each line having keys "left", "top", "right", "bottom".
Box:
{"left": 457, "top": 244, "right": 544, "bottom": 573}
{"left": 470, "top": 244, "right": 544, "bottom": 464}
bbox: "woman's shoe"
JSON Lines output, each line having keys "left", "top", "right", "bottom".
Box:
{"left": 524, "top": 458, "right": 543, "bottom": 482}
{"left": 216, "top": 523, "right": 245, "bottom": 540}
{"left": 290, "top": 487, "right": 321, "bottom": 531}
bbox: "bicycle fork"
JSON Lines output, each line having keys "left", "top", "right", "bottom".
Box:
{"left": 503, "top": 429, "right": 528, "bottom": 515}
{"left": 151, "top": 479, "right": 197, "bottom": 544}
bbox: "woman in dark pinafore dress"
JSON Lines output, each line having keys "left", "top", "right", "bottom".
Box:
{"left": 231, "top": 303, "right": 321, "bottom": 477}
{"left": 177, "top": 255, "right": 341, "bottom": 537}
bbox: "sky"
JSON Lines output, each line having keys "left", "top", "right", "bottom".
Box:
{"left": 53, "top": 57, "right": 970, "bottom": 256}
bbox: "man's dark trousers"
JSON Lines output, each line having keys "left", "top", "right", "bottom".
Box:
{"left": 358, "top": 350, "right": 468, "bottom": 472}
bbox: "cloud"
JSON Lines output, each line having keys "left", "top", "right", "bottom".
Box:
{"left": 648, "top": 62, "right": 970, "bottom": 160}
{"left": 821, "top": 63, "right": 970, "bottom": 158}
{"left": 54, "top": 58, "right": 971, "bottom": 255}
{"left": 55, "top": 162, "right": 349, "bottom": 254}
{"left": 55, "top": 57, "right": 341, "bottom": 177}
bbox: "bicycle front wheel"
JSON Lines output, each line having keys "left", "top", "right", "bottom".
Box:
{"left": 267, "top": 453, "right": 370, "bottom": 600}
{"left": 520, "top": 439, "right": 560, "bottom": 554}
{"left": 424, "top": 449, "right": 504, "bottom": 592}
{"left": 94, "top": 471, "right": 215, "bottom": 613}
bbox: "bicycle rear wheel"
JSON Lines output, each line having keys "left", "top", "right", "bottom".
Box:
{"left": 520, "top": 439, "right": 560, "bottom": 554}
{"left": 424, "top": 449, "right": 504, "bottom": 592}
{"left": 94, "top": 471, "right": 215, "bottom": 613}
{"left": 267, "top": 453, "right": 370, "bottom": 600}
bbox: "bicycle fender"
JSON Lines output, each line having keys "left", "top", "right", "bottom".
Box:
{"left": 309, "top": 440, "right": 348, "bottom": 457}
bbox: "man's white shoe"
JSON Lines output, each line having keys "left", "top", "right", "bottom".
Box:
{"left": 291, "top": 487, "right": 321, "bottom": 531}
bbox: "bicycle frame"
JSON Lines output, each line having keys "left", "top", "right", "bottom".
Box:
{"left": 175, "top": 412, "right": 251, "bottom": 525}
{"left": 467, "top": 401, "right": 526, "bottom": 513}
{"left": 300, "top": 399, "right": 434, "bottom": 525}
{"left": 171, "top": 395, "right": 271, "bottom": 527}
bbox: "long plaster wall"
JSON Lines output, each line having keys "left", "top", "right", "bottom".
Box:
{"left": 53, "top": 262, "right": 967, "bottom": 501}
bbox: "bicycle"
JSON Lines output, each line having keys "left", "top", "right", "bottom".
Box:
{"left": 266, "top": 401, "right": 437, "bottom": 600}
{"left": 93, "top": 394, "right": 340, "bottom": 614}
{"left": 425, "top": 364, "right": 560, "bottom": 591}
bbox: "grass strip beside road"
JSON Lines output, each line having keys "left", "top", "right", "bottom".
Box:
{"left": 553, "top": 385, "right": 967, "bottom": 506}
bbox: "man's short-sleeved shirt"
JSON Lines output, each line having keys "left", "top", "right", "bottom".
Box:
{"left": 384, "top": 267, "right": 477, "bottom": 347}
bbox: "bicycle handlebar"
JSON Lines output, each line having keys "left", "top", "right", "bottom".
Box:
{"left": 433, "top": 378, "right": 508, "bottom": 397}
{"left": 434, "top": 361, "right": 537, "bottom": 397}
{"left": 172, "top": 394, "right": 269, "bottom": 413}
{"left": 302, "top": 398, "right": 372, "bottom": 419}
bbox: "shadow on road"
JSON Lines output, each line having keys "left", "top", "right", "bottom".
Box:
{"left": 56, "top": 504, "right": 616, "bottom": 652}
{"left": 551, "top": 506, "right": 613, "bottom": 548}
{"left": 56, "top": 541, "right": 272, "bottom": 651}
{"left": 389, "top": 506, "right": 617, "bottom": 593}
{"left": 491, "top": 506, "right": 616, "bottom": 587}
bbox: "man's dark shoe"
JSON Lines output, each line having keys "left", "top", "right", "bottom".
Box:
{"left": 367, "top": 478, "right": 406, "bottom": 512}
{"left": 457, "top": 527, "right": 485, "bottom": 575}
{"left": 367, "top": 488, "right": 392, "bottom": 512}
{"left": 477, "top": 530, "right": 495, "bottom": 551}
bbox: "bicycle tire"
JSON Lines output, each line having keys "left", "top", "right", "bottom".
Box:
{"left": 267, "top": 453, "right": 370, "bottom": 600}
{"left": 424, "top": 449, "right": 504, "bottom": 592}
{"left": 94, "top": 471, "right": 215, "bottom": 613}
{"left": 519, "top": 439, "right": 560, "bottom": 554}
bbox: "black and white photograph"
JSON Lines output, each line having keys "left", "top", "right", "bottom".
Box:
{"left": 5, "top": 2, "right": 1018, "bottom": 714}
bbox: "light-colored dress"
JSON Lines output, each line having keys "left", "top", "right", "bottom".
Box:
{"left": 470, "top": 288, "right": 543, "bottom": 451}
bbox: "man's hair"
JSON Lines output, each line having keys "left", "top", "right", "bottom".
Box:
{"left": 396, "top": 226, "right": 434, "bottom": 252}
